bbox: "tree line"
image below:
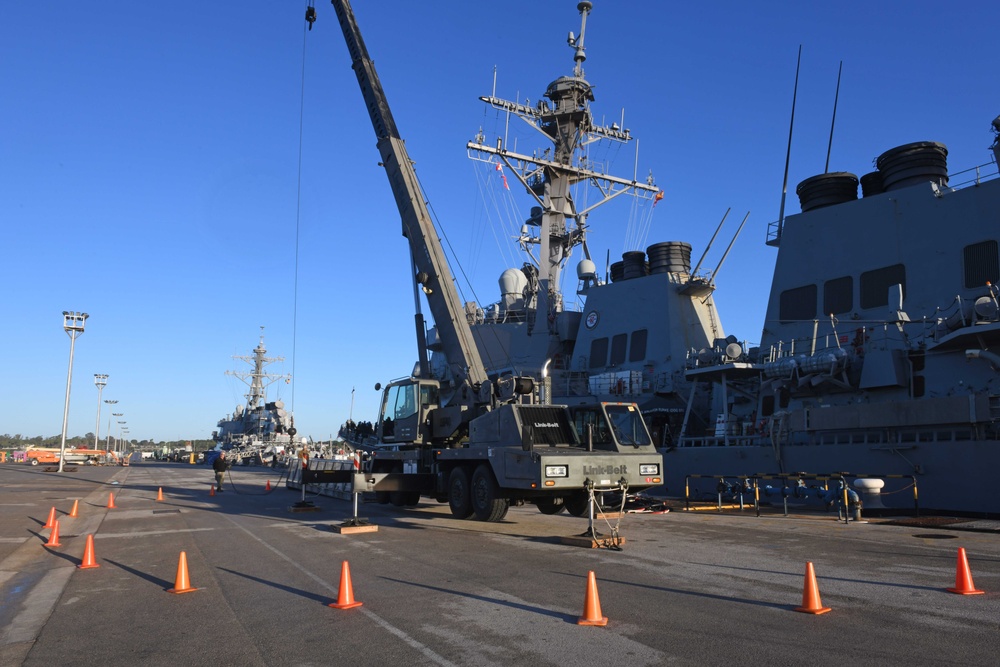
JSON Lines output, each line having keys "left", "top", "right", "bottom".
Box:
{"left": 0, "top": 433, "right": 216, "bottom": 451}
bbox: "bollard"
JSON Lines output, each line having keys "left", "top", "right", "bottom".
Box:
{"left": 351, "top": 451, "right": 361, "bottom": 518}
{"left": 842, "top": 484, "right": 850, "bottom": 524}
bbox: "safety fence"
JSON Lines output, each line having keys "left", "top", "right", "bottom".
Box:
{"left": 286, "top": 456, "right": 356, "bottom": 500}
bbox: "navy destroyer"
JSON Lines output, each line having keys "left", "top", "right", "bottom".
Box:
{"left": 441, "top": 3, "right": 1000, "bottom": 514}
{"left": 666, "top": 132, "right": 1000, "bottom": 516}
{"left": 213, "top": 329, "right": 296, "bottom": 464}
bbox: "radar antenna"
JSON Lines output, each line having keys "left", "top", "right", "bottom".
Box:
{"left": 570, "top": 2, "right": 593, "bottom": 78}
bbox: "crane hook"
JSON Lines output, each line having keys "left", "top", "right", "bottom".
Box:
{"left": 305, "top": 5, "right": 317, "bottom": 30}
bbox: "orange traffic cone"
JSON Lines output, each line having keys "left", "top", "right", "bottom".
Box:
{"left": 43, "top": 506, "right": 57, "bottom": 529}
{"left": 78, "top": 534, "right": 100, "bottom": 569}
{"left": 328, "top": 560, "right": 363, "bottom": 609}
{"left": 156, "top": 487, "right": 164, "bottom": 502}
{"left": 577, "top": 570, "right": 608, "bottom": 626}
{"left": 210, "top": 485, "right": 216, "bottom": 497}
{"left": 265, "top": 480, "right": 271, "bottom": 491}
{"left": 107, "top": 492, "right": 116, "bottom": 509}
{"left": 794, "top": 561, "right": 831, "bottom": 614}
{"left": 947, "top": 547, "right": 985, "bottom": 595}
{"left": 69, "top": 499, "right": 80, "bottom": 518}
{"left": 167, "top": 551, "right": 197, "bottom": 594}
{"left": 45, "top": 520, "right": 62, "bottom": 547}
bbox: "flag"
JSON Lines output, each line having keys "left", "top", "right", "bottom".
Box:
{"left": 495, "top": 162, "right": 510, "bottom": 190}
{"left": 653, "top": 190, "right": 664, "bottom": 207}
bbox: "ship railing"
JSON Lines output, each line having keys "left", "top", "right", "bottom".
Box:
{"left": 762, "top": 317, "right": 929, "bottom": 364}
{"left": 547, "top": 370, "right": 591, "bottom": 398}
{"left": 765, "top": 218, "right": 782, "bottom": 247}
{"left": 679, "top": 424, "right": 986, "bottom": 449}
{"left": 552, "top": 367, "right": 677, "bottom": 397}
{"left": 676, "top": 433, "right": 763, "bottom": 448}
{"left": 587, "top": 370, "right": 644, "bottom": 396}
{"left": 762, "top": 327, "right": 848, "bottom": 364}
{"left": 682, "top": 472, "right": 919, "bottom": 519}
{"left": 947, "top": 159, "right": 999, "bottom": 189}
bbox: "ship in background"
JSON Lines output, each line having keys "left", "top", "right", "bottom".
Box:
{"left": 213, "top": 328, "right": 297, "bottom": 464}
{"left": 419, "top": 2, "right": 1000, "bottom": 514}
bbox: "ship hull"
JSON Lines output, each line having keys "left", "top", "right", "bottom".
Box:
{"left": 664, "top": 438, "right": 999, "bottom": 516}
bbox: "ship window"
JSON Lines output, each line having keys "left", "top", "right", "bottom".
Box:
{"left": 963, "top": 240, "right": 999, "bottom": 288}
{"left": 823, "top": 276, "right": 853, "bottom": 315}
{"left": 779, "top": 285, "right": 817, "bottom": 322}
{"left": 589, "top": 337, "right": 608, "bottom": 369}
{"left": 610, "top": 333, "right": 627, "bottom": 365}
{"left": 860, "top": 264, "right": 906, "bottom": 309}
{"left": 629, "top": 329, "right": 648, "bottom": 362}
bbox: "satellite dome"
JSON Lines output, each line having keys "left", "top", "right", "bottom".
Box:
{"left": 577, "top": 258, "right": 597, "bottom": 280}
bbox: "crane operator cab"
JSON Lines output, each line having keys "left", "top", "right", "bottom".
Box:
{"left": 376, "top": 379, "right": 441, "bottom": 444}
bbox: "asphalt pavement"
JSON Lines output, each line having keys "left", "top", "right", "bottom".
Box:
{"left": 0, "top": 461, "right": 997, "bottom": 666}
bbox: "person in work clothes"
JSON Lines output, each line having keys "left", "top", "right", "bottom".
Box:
{"left": 213, "top": 451, "right": 229, "bottom": 492}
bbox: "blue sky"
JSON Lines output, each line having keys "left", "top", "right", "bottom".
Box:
{"left": 2, "top": 1, "right": 997, "bottom": 443}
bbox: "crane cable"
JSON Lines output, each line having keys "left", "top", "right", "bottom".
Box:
{"left": 291, "top": 2, "right": 315, "bottom": 415}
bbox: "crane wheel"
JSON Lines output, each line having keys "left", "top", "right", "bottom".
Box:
{"left": 448, "top": 467, "right": 474, "bottom": 519}
{"left": 471, "top": 464, "right": 509, "bottom": 522}
{"left": 536, "top": 497, "right": 565, "bottom": 515}
{"left": 564, "top": 492, "right": 591, "bottom": 517}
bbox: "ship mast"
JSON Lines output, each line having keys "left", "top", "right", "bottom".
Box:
{"left": 226, "top": 326, "right": 291, "bottom": 411}
{"left": 468, "top": 1, "right": 658, "bottom": 336}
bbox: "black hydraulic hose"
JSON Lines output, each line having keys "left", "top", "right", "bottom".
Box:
{"left": 223, "top": 464, "right": 293, "bottom": 496}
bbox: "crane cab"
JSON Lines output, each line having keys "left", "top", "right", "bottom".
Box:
{"left": 375, "top": 378, "right": 442, "bottom": 446}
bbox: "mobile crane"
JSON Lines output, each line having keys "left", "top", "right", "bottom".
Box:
{"left": 329, "top": 0, "right": 663, "bottom": 522}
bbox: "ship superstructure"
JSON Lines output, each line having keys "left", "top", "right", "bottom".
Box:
{"left": 670, "top": 134, "right": 1000, "bottom": 514}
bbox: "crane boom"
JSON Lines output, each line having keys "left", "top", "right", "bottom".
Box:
{"left": 331, "top": 0, "right": 490, "bottom": 399}
{"left": 305, "top": 1, "right": 664, "bottom": 527}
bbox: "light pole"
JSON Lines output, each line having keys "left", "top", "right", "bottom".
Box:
{"left": 94, "top": 374, "right": 108, "bottom": 449}
{"left": 117, "top": 421, "right": 126, "bottom": 456}
{"left": 113, "top": 414, "right": 124, "bottom": 456}
{"left": 59, "top": 311, "right": 88, "bottom": 473}
{"left": 105, "top": 400, "right": 119, "bottom": 449}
